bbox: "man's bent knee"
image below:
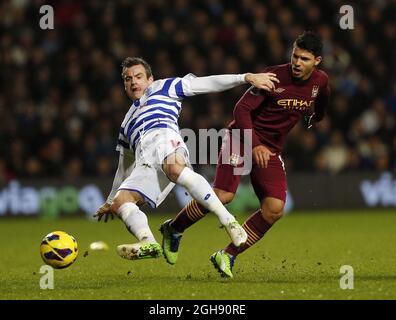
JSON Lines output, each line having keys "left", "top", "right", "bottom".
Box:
{"left": 164, "top": 163, "right": 186, "bottom": 182}
{"left": 261, "top": 197, "right": 285, "bottom": 224}
{"left": 110, "top": 190, "right": 143, "bottom": 214}
{"left": 214, "top": 188, "right": 235, "bottom": 205}
{"left": 163, "top": 153, "right": 187, "bottom": 182}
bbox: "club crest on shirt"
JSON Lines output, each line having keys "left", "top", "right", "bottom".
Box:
{"left": 311, "top": 85, "right": 319, "bottom": 97}
{"left": 274, "top": 87, "right": 285, "bottom": 93}
{"left": 230, "top": 153, "right": 240, "bottom": 167}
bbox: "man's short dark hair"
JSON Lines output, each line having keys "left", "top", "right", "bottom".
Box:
{"left": 294, "top": 31, "right": 323, "bottom": 57}
{"left": 121, "top": 57, "right": 153, "bottom": 78}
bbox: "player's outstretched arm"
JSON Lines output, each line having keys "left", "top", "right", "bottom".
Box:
{"left": 185, "top": 72, "right": 279, "bottom": 96}
{"left": 94, "top": 151, "right": 134, "bottom": 222}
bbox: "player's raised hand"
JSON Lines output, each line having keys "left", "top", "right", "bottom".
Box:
{"left": 252, "top": 145, "right": 275, "bottom": 168}
{"left": 245, "top": 72, "right": 279, "bottom": 92}
{"left": 93, "top": 202, "right": 114, "bottom": 222}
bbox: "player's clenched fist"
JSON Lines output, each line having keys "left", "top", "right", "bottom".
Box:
{"left": 252, "top": 145, "right": 275, "bottom": 168}
{"left": 245, "top": 72, "right": 280, "bottom": 92}
{"left": 94, "top": 202, "right": 114, "bottom": 222}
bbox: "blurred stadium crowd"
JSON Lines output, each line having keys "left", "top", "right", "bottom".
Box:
{"left": 1, "top": 0, "right": 395, "bottom": 182}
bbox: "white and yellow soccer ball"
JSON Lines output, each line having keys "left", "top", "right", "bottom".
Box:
{"left": 40, "top": 231, "right": 78, "bottom": 269}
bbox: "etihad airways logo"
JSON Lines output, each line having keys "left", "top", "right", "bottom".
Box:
{"left": 277, "top": 99, "right": 314, "bottom": 110}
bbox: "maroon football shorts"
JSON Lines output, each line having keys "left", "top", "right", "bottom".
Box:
{"left": 213, "top": 131, "right": 287, "bottom": 203}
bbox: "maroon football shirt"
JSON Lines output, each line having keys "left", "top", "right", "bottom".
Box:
{"left": 229, "top": 63, "right": 330, "bottom": 153}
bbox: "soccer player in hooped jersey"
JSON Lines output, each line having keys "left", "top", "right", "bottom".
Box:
{"left": 160, "top": 31, "right": 330, "bottom": 277}
{"left": 93, "top": 57, "right": 279, "bottom": 260}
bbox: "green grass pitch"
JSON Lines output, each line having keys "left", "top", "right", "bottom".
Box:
{"left": 0, "top": 210, "right": 395, "bottom": 300}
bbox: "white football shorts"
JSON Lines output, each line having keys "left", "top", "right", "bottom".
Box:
{"left": 118, "top": 128, "right": 189, "bottom": 208}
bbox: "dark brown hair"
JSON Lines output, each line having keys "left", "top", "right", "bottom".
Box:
{"left": 294, "top": 31, "right": 323, "bottom": 57}
{"left": 121, "top": 57, "right": 153, "bottom": 78}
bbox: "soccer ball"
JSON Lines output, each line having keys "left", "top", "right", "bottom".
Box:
{"left": 40, "top": 231, "right": 78, "bottom": 269}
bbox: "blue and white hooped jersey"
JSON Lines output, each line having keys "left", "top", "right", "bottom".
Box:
{"left": 116, "top": 74, "right": 196, "bottom": 154}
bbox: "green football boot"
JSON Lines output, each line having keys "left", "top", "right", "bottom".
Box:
{"left": 159, "top": 219, "right": 183, "bottom": 265}
{"left": 210, "top": 250, "right": 236, "bottom": 278}
{"left": 117, "top": 242, "right": 163, "bottom": 260}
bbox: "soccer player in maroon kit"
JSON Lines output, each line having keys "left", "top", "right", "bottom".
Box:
{"left": 160, "top": 31, "right": 330, "bottom": 277}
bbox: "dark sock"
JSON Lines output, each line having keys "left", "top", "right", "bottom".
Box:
{"left": 170, "top": 199, "right": 209, "bottom": 233}
{"left": 224, "top": 210, "right": 273, "bottom": 256}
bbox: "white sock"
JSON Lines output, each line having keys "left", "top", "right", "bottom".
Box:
{"left": 176, "top": 167, "right": 236, "bottom": 226}
{"left": 117, "top": 202, "right": 156, "bottom": 243}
